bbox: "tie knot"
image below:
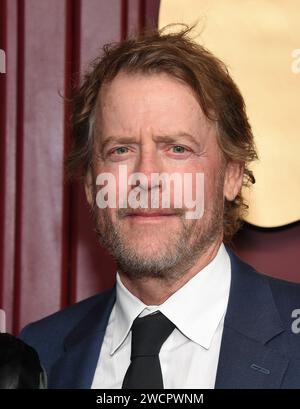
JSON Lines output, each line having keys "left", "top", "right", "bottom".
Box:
{"left": 130, "top": 311, "right": 175, "bottom": 359}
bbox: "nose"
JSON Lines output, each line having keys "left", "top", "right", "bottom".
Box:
{"left": 133, "top": 146, "right": 163, "bottom": 191}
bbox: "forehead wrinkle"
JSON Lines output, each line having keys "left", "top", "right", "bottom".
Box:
{"left": 94, "top": 73, "right": 215, "bottom": 150}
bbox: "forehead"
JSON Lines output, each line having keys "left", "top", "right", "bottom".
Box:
{"left": 95, "top": 72, "right": 209, "bottom": 136}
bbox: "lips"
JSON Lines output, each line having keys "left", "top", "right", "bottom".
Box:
{"left": 126, "top": 213, "right": 176, "bottom": 217}
{"left": 121, "top": 210, "right": 179, "bottom": 222}
{"left": 117, "top": 208, "right": 183, "bottom": 222}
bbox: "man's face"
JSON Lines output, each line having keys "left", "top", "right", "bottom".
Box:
{"left": 87, "top": 72, "right": 240, "bottom": 281}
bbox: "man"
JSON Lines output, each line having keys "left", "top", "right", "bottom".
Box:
{"left": 20, "top": 26, "right": 300, "bottom": 389}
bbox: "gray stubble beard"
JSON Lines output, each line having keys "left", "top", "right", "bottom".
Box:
{"left": 91, "top": 181, "right": 224, "bottom": 283}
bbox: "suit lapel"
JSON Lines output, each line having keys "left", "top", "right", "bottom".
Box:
{"left": 215, "top": 250, "right": 290, "bottom": 388}
{"left": 49, "top": 288, "right": 116, "bottom": 388}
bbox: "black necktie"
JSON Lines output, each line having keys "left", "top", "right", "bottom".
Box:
{"left": 122, "top": 311, "right": 175, "bottom": 389}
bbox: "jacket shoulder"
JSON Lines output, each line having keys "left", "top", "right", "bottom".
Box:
{"left": 229, "top": 248, "right": 300, "bottom": 334}
{"left": 266, "top": 274, "right": 300, "bottom": 325}
{"left": 228, "top": 247, "right": 300, "bottom": 299}
{"left": 19, "top": 287, "right": 115, "bottom": 359}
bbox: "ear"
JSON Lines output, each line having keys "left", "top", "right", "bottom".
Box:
{"left": 84, "top": 170, "right": 94, "bottom": 207}
{"left": 223, "top": 161, "right": 244, "bottom": 201}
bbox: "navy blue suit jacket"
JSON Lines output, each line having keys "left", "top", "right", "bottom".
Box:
{"left": 20, "top": 250, "right": 300, "bottom": 388}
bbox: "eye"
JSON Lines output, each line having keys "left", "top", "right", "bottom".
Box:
{"left": 166, "top": 144, "right": 193, "bottom": 160}
{"left": 170, "top": 145, "right": 187, "bottom": 154}
{"left": 112, "top": 146, "right": 129, "bottom": 155}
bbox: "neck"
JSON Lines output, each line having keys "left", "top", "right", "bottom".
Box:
{"left": 119, "top": 238, "right": 223, "bottom": 305}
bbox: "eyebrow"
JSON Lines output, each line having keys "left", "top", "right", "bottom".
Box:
{"left": 99, "top": 137, "right": 138, "bottom": 152}
{"left": 100, "top": 132, "right": 199, "bottom": 151}
{"left": 153, "top": 133, "right": 199, "bottom": 145}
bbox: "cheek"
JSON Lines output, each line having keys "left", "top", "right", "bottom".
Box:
{"left": 93, "top": 163, "right": 130, "bottom": 207}
{"left": 202, "top": 169, "right": 225, "bottom": 208}
{"left": 96, "top": 206, "right": 117, "bottom": 227}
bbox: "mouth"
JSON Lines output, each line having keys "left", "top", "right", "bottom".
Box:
{"left": 122, "top": 211, "right": 179, "bottom": 222}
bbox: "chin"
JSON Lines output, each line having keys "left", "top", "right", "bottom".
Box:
{"left": 126, "top": 241, "right": 165, "bottom": 257}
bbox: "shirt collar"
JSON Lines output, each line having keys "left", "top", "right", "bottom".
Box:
{"left": 111, "top": 243, "right": 231, "bottom": 354}
{"left": 111, "top": 275, "right": 147, "bottom": 355}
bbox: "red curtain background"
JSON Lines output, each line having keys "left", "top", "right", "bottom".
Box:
{"left": 0, "top": 0, "right": 299, "bottom": 335}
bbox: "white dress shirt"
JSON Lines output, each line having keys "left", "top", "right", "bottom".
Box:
{"left": 91, "top": 243, "right": 231, "bottom": 389}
